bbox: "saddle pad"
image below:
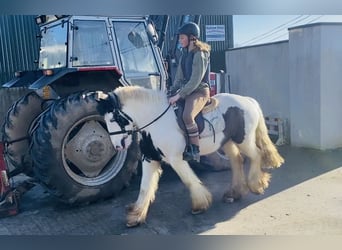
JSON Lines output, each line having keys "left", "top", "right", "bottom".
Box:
{"left": 200, "top": 107, "right": 225, "bottom": 138}
{"left": 202, "top": 97, "right": 219, "bottom": 114}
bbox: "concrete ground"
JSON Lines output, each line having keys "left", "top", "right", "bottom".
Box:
{"left": 0, "top": 145, "right": 341, "bottom": 235}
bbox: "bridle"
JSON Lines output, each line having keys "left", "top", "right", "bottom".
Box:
{"left": 106, "top": 92, "right": 171, "bottom": 136}
{"left": 106, "top": 92, "right": 134, "bottom": 136}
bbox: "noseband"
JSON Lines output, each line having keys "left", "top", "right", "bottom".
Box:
{"left": 107, "top": 92, "right": 134, "bottom": 136}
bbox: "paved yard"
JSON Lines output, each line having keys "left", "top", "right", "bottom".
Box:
{"left": 0, "top": 145, "right": 341, "bottom": 235}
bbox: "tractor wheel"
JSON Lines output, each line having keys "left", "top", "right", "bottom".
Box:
{"left": 30, "top": 91, "right": 140, "bottom": 204}
{"left": 1, "top": 91, "right": 44, "bottom": 176}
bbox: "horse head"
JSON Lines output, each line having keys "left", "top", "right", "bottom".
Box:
{"left": 95, "top": 91, "right": 134, "bottom": 151}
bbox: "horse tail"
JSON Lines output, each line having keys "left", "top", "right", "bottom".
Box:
{"left": 253, "top": 100, "right": 284, "bottom": 168}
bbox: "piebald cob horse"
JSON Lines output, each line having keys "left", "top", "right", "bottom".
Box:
{"left": 96, "top": 85, "right": 284, "bottom": 227}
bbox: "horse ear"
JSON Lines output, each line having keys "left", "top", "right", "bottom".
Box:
{"left": 94, "top": 91, "right": 109, "bottom": 101}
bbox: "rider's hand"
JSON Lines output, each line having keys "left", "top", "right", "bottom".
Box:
{"left": 169, "top": 93, "right": 180, "bottom": 105}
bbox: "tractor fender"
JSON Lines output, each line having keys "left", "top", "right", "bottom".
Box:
{"left": 29, "top": 68, "right": 77, "bottom": 90}
{"left": 2, "top": 70, "right": 43, "bottom": 88}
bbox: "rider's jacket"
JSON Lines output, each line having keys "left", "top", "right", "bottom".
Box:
{"left": 171, "top": 48, "right": 210, "bottom": 98}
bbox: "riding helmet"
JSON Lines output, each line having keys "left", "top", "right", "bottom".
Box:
{"left": 178, "top": 22, "right": 200, "bottom": 38}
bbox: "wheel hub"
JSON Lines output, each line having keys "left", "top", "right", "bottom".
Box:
{"left": 64, "top": 120, "right": 115, "bottom": 177}
{"left": 85, "top": 140, "right": 105, "bottom": 162}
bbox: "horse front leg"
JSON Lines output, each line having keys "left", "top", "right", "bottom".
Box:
{"left": 168, "top": 156, "right": 212, "bottom": 214}
{"left": 126, "top": 160, "right": 162, "bottom": 227}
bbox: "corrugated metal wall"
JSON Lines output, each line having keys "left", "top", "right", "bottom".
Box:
{"left": 200, "top": 15, "right": 233, "bottom": 51}
{"left": 160, "top": 15, "right": 233, "bottom": 72}
{"left": 0, "top": 15, "right": 39, "bottom": 85}
{"left": 161, "top": 15, "right": 233, "bottom": 53}
{"left": 200, "top": 15, "right": 233, "bottom": 71}
{"left": 0, "top": 87, "right": 30, "bottom": 139}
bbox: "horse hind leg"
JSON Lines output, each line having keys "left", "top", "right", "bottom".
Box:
{"left": 126, "top": 160, "right": 162, "bottom": 227}
{"left": 240, "top": 139, "right": 271, "bottom": 194}
{"left": 221, "top": 140, "right": 249, "bottom": 203}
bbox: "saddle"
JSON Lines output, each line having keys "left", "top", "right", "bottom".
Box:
{"left": 175, "top": 97, "right": 219, "bottom": 135}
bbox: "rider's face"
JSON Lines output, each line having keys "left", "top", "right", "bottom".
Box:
{"left": 179, "top": 34, "right": 189, "bottom": 48}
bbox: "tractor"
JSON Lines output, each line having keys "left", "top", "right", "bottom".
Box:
{"left": 1, "top": 15, "right": 168, "bottom": 205}
{"left": 0, "top": 15, "right": 229, "bottom": 214}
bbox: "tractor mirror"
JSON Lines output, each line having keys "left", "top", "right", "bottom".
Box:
{"left": 146, "top": 23, "right": 158, "bottom": 45}
{"left": 128, "top": 31, "right": 144, "bottom": 48}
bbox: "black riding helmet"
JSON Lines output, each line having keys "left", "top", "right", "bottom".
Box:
{"left": 178, "top": 22, "right": 200, "bottom": 38}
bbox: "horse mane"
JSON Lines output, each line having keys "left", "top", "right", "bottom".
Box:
{"left": 114, "top": 86, "right": 168, "bottom": 106}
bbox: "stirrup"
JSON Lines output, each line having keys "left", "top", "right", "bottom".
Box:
{"left": 183, "top": 144, "right": 200, "bottom": 163}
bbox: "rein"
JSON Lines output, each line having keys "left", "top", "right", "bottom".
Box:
{"left": 137, "top": 104, "right": 171, "bottom": 132}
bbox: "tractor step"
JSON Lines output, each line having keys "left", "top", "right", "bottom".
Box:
{"left": 1, "top": 142, "right": 20, "bottom": 217}
{"left": 0, "top": 191, "right": 19, "bottom": 218}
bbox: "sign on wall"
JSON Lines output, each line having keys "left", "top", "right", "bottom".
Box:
{"left": 205, "top": 25, "right": 225, "bottom": 42}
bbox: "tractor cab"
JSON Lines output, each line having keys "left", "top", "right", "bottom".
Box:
{"left": 6, "top": 15, "right": 167, "bottom": 97}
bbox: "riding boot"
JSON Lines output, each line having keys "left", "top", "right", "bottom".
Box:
{"left": 183, "top": 123, "right": 200, "bottom": 163}
{"left": 183, "top": 144, "right": 200, "bottom": 163}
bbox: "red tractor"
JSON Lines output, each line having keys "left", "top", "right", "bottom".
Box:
{"left": 1, "top": 15, "right": 167, "bottom": 210}
{"left": 0, "top": 15, "right": 229, "bottom": 216}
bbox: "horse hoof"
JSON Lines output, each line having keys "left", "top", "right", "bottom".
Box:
{"left": 191, "top": 209, "right": 206, "bottom": 215}
{"left": 222, "top": 196, "right": 235, "bottom": 203}
{"left": 222, "top": 192, "right": 241, "bottom": 203}
{"left": 248, "top": 184, "right": 265, "bottom": 195}
{"left": 250, "top": 189, "right": 264, "bottom": 195}
{"left": 125, "top": 203, "right": 135, "bottom": 212}
{"left": 222, "top": 188, "right": 244, "bottom": 203}
{"left": 126, "top": 220, "right": 141, "bottom": 228}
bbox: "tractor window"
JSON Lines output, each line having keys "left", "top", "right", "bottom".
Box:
{"left": 72, "top": 20, "right": 114, "bottom": 66}
{"left": 112, "top": 21, "right": 159, "bottom": 76}
{"left": 39, "top": 22, "right": 67, "bottom": 69}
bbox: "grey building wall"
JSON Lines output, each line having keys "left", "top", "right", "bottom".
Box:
{"left": 226, "top": 41, "right": 290, "bottom": 120}
{"left": 226, "top": 22, "right": 342, "bottom": 150}
{"left": 289, "top": 23, "right": 342, "bottom": 149}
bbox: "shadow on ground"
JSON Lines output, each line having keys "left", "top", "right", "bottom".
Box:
{"left": 0, "top": 145, "right": 341, "bottom": 235}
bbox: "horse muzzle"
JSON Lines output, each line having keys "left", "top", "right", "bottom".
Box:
{"left": 115, "top": 145, "right": 125, "bottom": 151}
{"left": 113, "top": 135, "right": 129, "bottom": 151}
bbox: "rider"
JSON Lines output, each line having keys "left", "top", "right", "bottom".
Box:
{"left": 168, "top": 22, "right": 211, "bottom": 162}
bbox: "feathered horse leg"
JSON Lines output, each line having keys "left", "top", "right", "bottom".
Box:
{"left": 168, "top": 156, "right": 212, "bottom": 214}
{"left": 221, "top": 140, "right": 249, "bottom": 202}
{"left": 126, "top": 160, "right": 162, "bottom": 227}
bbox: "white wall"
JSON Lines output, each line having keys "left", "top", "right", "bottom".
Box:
{"left": 226, "top": 41, "right": 290, "bottom": 120}
{"left": 289, "top": 23, "right": 342, "bottom": 149}
{"left": 320, "top": 25, "right": 342, "bottom": 149}
{"left": 225, "top": 22, "right": 342, "bottom": 150}
{"left": 288, "top": 24, "right": 322, "bottom": 148}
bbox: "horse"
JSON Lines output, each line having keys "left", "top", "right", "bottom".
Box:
{"left": 95, "top": 85, "right": 284, "bottom": 227}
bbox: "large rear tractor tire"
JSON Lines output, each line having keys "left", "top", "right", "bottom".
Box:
{"left": 30, "top": 91, "right": 140, "bottom": 205}
{"left": 1, "top": 91, "right": 44, "bottom": 176}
